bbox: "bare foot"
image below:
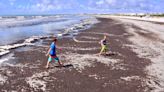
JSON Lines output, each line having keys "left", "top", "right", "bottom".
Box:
{"left": 95, "top": 53, "right": 100, "bottom": 56}
{"left": 59, "top": 64, "right": 64, "bottom": 67}
{"left": 59, "top": 62, "right": 64, "bottom": 67}
{"left": 45, "top": 66, "right": 49, "bottom": 69}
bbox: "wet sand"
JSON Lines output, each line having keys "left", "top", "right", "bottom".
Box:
{"left": 0, "top": 18, "right": 153, "bottom": 92}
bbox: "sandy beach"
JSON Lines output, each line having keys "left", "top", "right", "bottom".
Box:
{"left": 0, "top": 16, "right": 164, "bottom": 92}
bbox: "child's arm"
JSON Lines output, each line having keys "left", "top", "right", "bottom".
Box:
{"left": 56, "top": 45, "right": 62, "bottom": 51}
{"left": 99, "top": 41, "right": 101, "bottom": 44}
{"left": 46, "top": 48, "right": 51, "bottom": 56}
{"left": 99, "top": 40, "right": 102, "bottom": 44}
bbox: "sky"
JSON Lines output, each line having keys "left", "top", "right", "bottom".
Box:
{"left": 0, "top": 0, "right": 163, "bottom": 15}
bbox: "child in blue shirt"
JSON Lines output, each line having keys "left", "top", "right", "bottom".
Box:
{"left": 45, "top": 37, "right": 63, "bottom": 68}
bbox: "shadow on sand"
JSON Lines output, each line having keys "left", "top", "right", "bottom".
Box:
{"left": 105, "top": 52, "right": 116, "bottom": 56}
{"left": 54, "top": 64, "right": 73, "bottom": 68}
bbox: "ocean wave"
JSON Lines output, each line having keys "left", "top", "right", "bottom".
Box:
{"left": 0, "top": 16, "right": 66, "bottom": 28}
{"left": 57, "top": 17, "right": 99, "bottom": 37}
{"left": 0, "top": 35, "right": 48, "bottom": 57}
{"left": 0, "top": 53, "right": 14, "bottom": 64}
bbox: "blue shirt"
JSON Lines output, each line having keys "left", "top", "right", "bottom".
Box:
{"left": 49, "top": 42, "right": 56, "bottom": 56}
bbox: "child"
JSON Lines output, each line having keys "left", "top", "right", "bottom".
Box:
{"left": 45, "top": 37, "right": 63, "bottom": 68}
{"left": 99, "top": 35, "right": 108, "bottom": 56}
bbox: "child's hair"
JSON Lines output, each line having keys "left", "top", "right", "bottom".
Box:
{"left": 53, "top": 37, "right": 57, "bottom": 42}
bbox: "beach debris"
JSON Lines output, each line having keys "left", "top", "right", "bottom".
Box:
{"left": 120, "top": 76, "right": 140, "bottom": 81}
{"left": 0, "top": 74, "right": 7, "bottom": 85}
{"left": 73, "top": 37, "right": 97, "bottom": 43}
{"left": 120, "top": 18, "right": 164, "bottom": 92}
{"left": 59, "top": 46, "right": 99, "bottom": 51}
{"left": 88, "top": 74, "right": 101, "bottom": 80}
{"left": 62, "top": 53, "right": 121, "bottom": 71}
{"left": 26, "top": 72, "right": 49, "bottom": 91}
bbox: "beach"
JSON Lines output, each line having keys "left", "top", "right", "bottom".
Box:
{"left": 0, "top": 16, "right": 164, "bottom": 92}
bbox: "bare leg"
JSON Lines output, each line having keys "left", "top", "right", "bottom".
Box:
{"left": 57, "top": 60, "right": 63, "bottom": 67}
{"left": 99, "top": 46, "right": 104, "bottom": 56}
{"left": 99, "top": 51, "right": 103, "bottom": 56}
{"left": 45, "top": 61, "right": 50, "bottom": 69}
{"left": 104, "top": 49, "right": 107, "bottom": 55}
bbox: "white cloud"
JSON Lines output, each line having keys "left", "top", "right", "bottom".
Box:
{"left": 9, "top": 0, "right": 16, "bottom": 5}
{"left": 96, "top": 0, "right": 104, "bottom": 5}
{"left": 28, "top": 0, "right": 78, "bottom": 12}
{"left": 105, "top": 0, "right": 116, "bottom": 5}
{"left": 87, "top": 0, "right": 161, "bottom": 13}
{"left": 42, "top": 0, "right": 51, "bottom": 4}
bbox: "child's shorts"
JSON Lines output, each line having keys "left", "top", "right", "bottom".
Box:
{"left": 48, "top": 56, "right": 59, "bottom": 62}
{"left": 101, "top": 45, "right": 108, "bottom": 52}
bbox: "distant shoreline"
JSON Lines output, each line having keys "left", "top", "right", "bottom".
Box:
{"left": 94, "top": 15, "right": 164, "bottom": 23}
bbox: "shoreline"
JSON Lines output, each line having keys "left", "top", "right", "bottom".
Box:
{"left": 0, "top": 17, "right": 159, "bottom": 92}
{"left": 95, "top": 15, "right": 164, "bottom": 24}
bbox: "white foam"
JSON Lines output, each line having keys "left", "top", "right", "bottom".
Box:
{"left": 0, "top": 50, "right": 10, "bottom": 56}
{"left": 0, "top": 43, "right": 26, "bottom": 58}
{"left": 60, "top": 17, "right": 99, "bottom": 37}
{"left": 25, "top": 35, "right": 48, "bottom": 43}
{"left": 0, "top": 44, "right": 25, "bottom": 50}
{"left": 0, "top": 35, "right": 48, "bottom": 57}
{"left": 0, "top": 53, "right": 14, "bottom": 64}
{"left": 0, "top": 58, "right": 10, "bottom": 64}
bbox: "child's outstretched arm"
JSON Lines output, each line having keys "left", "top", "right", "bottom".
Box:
{"left": 99, "top": 40, "right": 102, "bottom": 44}
{"left": 99, "top": 41, "right": 101, "bottom": 44}
{"left": 56, "top": 45, "right": 62, "bottom": 51}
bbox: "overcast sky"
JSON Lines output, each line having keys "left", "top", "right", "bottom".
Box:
{"left": 0, "top": 0, "right": 163, "bottom": 15}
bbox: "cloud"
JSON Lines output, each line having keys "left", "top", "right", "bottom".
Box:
{"left": 105, "top": 0, "right": 116, "bottom": 5}
{"left": 87, "top": 0, "right": 163, "bottom": 13}
{"left": 27, "top": 0, "right": 79, "bottom": 12}
{"left": 9, "top": 0, "right": 16, "bottom": 5}
{"left": 96, "top": 0, "right": 104, "bottom": 5}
